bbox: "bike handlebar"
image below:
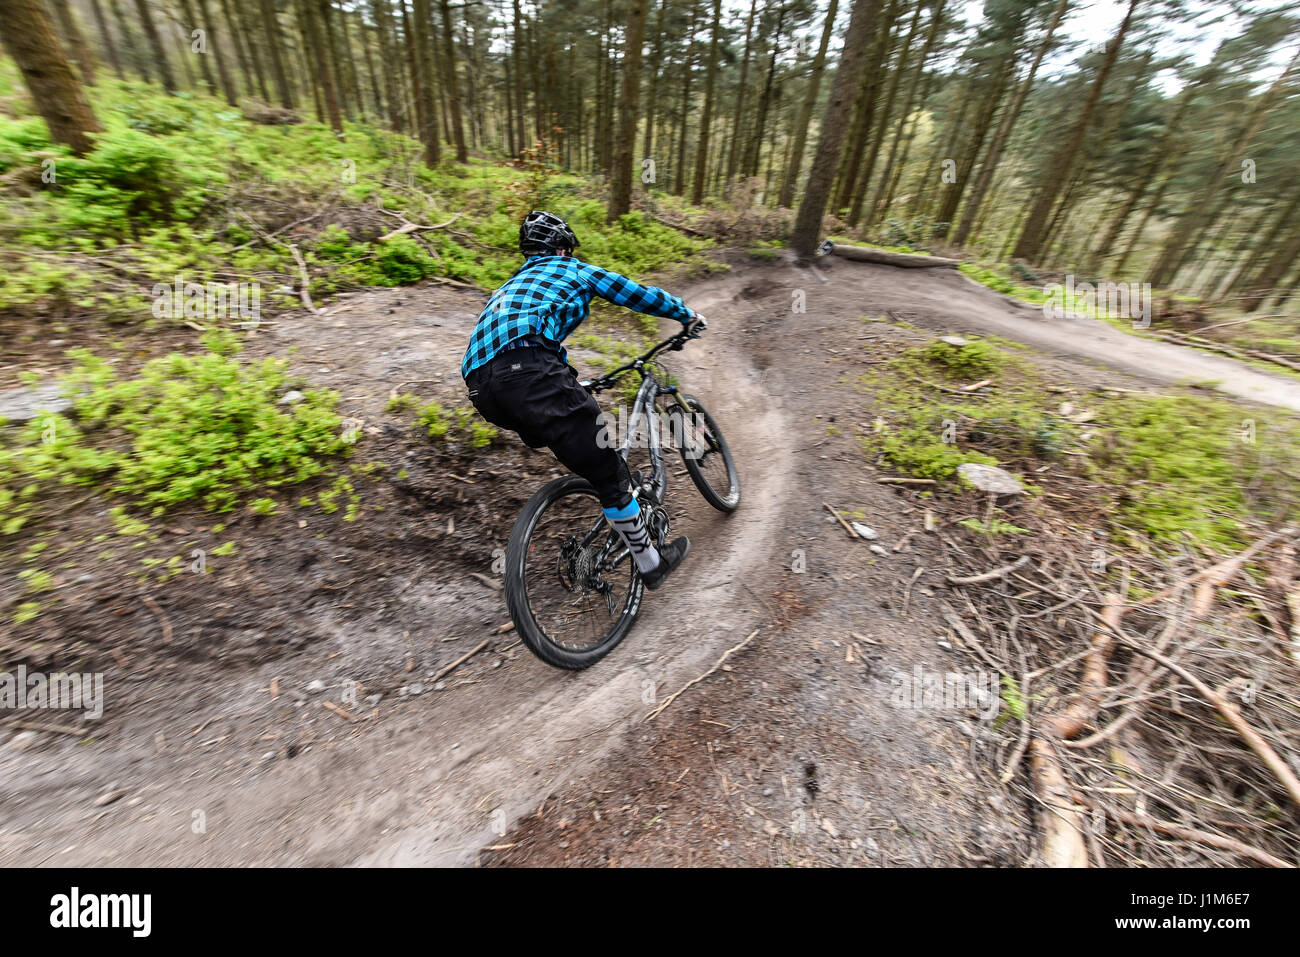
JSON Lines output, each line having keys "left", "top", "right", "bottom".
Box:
{"left": 582, "top": 316, "right": 707, "bottom": 394}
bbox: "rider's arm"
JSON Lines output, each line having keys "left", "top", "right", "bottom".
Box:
{"left": 579, "top": 263, "right": 695, "bottom": 323}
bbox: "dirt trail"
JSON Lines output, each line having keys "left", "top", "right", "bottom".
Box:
{"left": 813, "top": 258, "right": 1300, "bottom": 413}
{"left": 3, "top": 253, "right": 1293, "bottom": 867}
{"left": 0, "top": 264, "right": 803, "bottom": 868}
{"left": 357, "top": 271, "right": 798, "bottom": 866}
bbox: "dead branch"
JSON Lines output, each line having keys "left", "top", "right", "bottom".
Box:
{"left": 947, "top": 555, "right": 1031, "bottom": 586}
{"left": 1030, "top": 737, "right": 1090, "bottom": 867}
{"left": 644, "top": 629, "right": 760, "bottom": 722}
{"left": 1079, "top": 800, "right": 1293, "bottom": 868}
{"left": 1050, "top": 594, "right": 1123, "bottom": 739}
{"left": 1110, "top": 630, "right": 1300, "bottom": 808}
{"left": 826, "top": 242, "right": 960, "bottom": 269}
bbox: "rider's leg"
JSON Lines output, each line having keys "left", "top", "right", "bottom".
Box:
{"left": 466, "top": 347, "right": 688, "bottom": 584}
{"left": 542, "top": 400, "right": 664, "bottom": 575}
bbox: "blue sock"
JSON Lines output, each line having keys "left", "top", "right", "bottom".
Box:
{"left": 604, "top": 500, "right": 661, "bottom": 574}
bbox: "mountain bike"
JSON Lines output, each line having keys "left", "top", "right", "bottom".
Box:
{"left": 503, "top": 323, "right": 741, "bottom": 670}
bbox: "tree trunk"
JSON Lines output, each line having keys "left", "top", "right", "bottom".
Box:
{"left": 869, "top": 0, "right": 945, "bottom": 223}
{"left": 436, "top": 0, "right": 466, "bottom": 160}
{"left": 642, "top": 0, "right": 667, "bottom": 166}
{"left": 725, "top": 0, "right": 757, "bottom": 187}
{"left": 301, "top": 0, "right": 344, "bottom": 135}
{"left": 88, "top": 0, "right": 125, "bottom": 79}
{"left": 791, "top": 0, "right": 883, "bottom": 257}
{"left": 673, "top": 0, "right": 700, "bottom": 194}
{"left": 1011, "top": 0, "right": 1139, "bottom": 263}
{"left": 259, "top": 0, "right": 295, "bottom": 107}
{"left": 1147, "top": 46, "right": 1300, "bottom": 288}
{"left": 373, "top": 0, "right": 403, "bottom": 130}
{"left": 849, "top": 0, "right": 925, "bottom": 225}
{"left": 49, "top": 0, "right": 97, "bottom": 86}
{"left": 196, "top": 0, "right": 239, "bottom": 103}
{"left": 0, "top": 0, "right": 101, "bottom": 153}
{"left": 608, "top": 0, "right": 648, "bottom": 219}
{"left": 743, "top": 5, "right": 785, "bottom": 180}
{"left": 408, "top": 0, "right": 440, "bottom": 163}
{"left": 778, "top": 0, "right": 840, "bottom": 208}
{"left": 689, "top": 0, "right": 723, "bottom": 204}
{"left": 951, "top": 0, "right": 1067, "bottom": 246}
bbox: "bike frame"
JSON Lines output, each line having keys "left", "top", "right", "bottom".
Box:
{"left": 575, "top": 328, "right": 695, "bottom": 571}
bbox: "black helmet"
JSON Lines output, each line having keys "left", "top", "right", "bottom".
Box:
{"left": 520, "top": 210, "right": 580, "bottom": 255}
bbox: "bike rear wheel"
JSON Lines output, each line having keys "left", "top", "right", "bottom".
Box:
{"left": 505, "top": 475, "right": 643, "bottom": 670}
{"left": 672, "top": 395, "right": 741, "bottom": 512}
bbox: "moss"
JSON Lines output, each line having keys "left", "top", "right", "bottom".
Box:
{"left": 1085, "top": 395, "right": 1300, "bottom": 550}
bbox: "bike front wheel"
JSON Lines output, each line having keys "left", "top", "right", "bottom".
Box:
{"left": 671, "top": 395, "right": 741, "bottom": 512}
{"left": 505, "top": 475, "right": 643, "bottom": 670}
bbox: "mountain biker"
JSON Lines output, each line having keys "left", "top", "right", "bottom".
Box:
{"left": 462, "top": 210, "right": 703, "bottom": 590}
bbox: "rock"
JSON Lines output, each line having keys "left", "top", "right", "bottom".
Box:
{"left": 850, "top": 522, "right": 878, "bottom": 540}
{"left": 957, "top": 463, "right": 1024, "bottom": 495}
{"left": 868, "top": 544, "right": 888, "bottom": 557}
{"left": 0, "top": 383, "right": 72, "bottom": 423}
{"left": 278, "top": 390, "right": 306, "bottom": 405}
{"left": 93, "top": 787, "right": 128, "bottom": 807}
{"left": 939, "top": 335, "right": 971, "bottom": 347}
{"left": 7, "top": 730, "right": 38, "bottom": 752}
{"left": 305, "top": 679, "right": 326, "bottom": 694}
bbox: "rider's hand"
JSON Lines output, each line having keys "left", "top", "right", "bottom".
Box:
{"left": 686, "top": 313, "right": 708, "bottom": 338}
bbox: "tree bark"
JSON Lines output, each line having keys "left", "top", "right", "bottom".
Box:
{"left": 779, "top": 0, "right": 840, "bottom": 208}
{"left": 0, "top": 0, "right": 101, "bottom": 153}
{"left": 689, "top": 0, "right": 723, "bottom": 204}
{"left": 608, "top": 0, "right": 648, "bottom": 219}
{"left": 436, "top": 0, "right": 467, "bottom": 160}
{"left": 1011, "top": 0, "right": 1139, "bottom": 263}
{"left": 951, "top": 0, "right": 1068, "bottom": 246}
{"left": 791, "top": 0, "right": 883, "bottom": 257}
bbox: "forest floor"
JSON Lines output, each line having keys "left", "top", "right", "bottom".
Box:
{"left": 1, "top": 249, "right": 1297, "bottom": 867}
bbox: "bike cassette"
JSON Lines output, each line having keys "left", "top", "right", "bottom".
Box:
{"left": 557, "top": 537, "right": 595, "bottom": 593}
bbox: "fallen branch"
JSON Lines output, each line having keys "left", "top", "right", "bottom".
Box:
{"left": 1132, "top": 526, "right": 1295, "bottom": 610}
{"left": 287, "top": 243, "right": 319, "bottom": 314}
{"left": 1030, "top": 737, "right": 1090, "bottom": 867}
{"left": 823, "top": 501, "right": 859, "bottom": 539}
{"left": 11, "top": 719, "right": 88, "bottom": 736}
{"left": 946, "top": 554, "right": 1031, "bottom": 586}
{"left": 322, "top": 700, "right": 362, "bottom": 723}
{"left": 1112, "top": 630, "right": 1300, "bottom": 809}
{"left": 644, "top": 629, "right": 760, "bottom": 722}
{"left": 432, "top": 638, "right": 491, "bottom": 683}
{"left": 645, "top": 211, "right": 713, "bottom": 238}
{"left": 1049, "top": 594, "right": 1123, "bottom": 739}
{"left": 377, "top": 210, "right": 462, "bottom": 242}
{"left": 139, "top": 595, "right": 173, "bottom": 643}
{"left": 824, "top": 242, "right": 960, "bottom": 269}
{"left": 1079, "top": 800, "right": 1292, "bottom": 868}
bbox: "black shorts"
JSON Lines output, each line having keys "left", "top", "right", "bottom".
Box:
{"left": 464, "top": 343, "right": 633, "bottom": 510}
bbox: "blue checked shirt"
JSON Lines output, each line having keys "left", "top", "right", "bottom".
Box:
{"left": 461, "top": 255, "right": 694, "bottom": 377}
